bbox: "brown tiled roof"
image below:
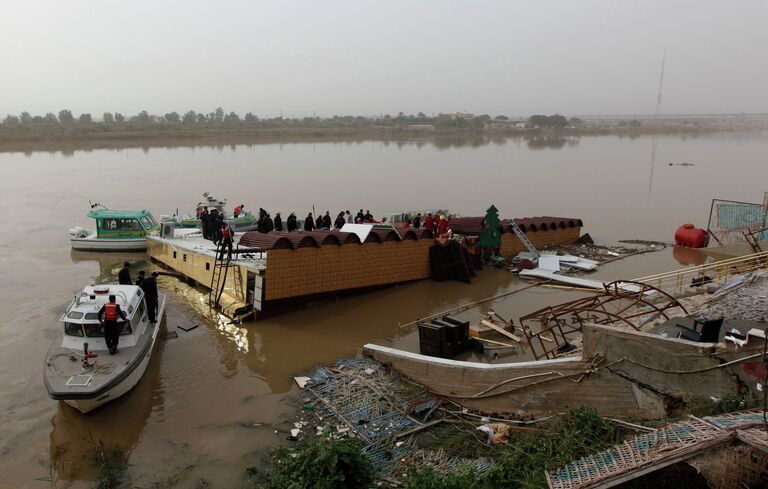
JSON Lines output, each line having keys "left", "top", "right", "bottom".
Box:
{"left": 448, "top": 215, "right": 583, "bottom": 234}
{"left": 370, "top": 229, "right": 402, "bottom": 241}
{"left": 450, "top": 217, "right": 485, "bottom": 235}
{"left": 237, "top": 228, "right": 432, "bottom": 250}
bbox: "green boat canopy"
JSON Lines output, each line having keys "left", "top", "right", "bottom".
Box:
{"left": 86, "top": 209, "right": 154, "bottom": 220}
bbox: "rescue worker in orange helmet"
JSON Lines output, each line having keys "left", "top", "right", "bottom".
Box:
{"left": 98, "top": 294, "right": 127, "bottom": 354}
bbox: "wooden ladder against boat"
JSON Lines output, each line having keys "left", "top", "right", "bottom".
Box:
{"left": 208, "top": 244, "right": 231, "bottom": 309}
{"left": 235, "top": 266, "right": 245, "bottom": 300}
{"left": 509, "top": 220, "right": 540, "bottom": 258}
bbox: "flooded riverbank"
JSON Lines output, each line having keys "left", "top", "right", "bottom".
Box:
{"left": 1, "top": 133, "right": 767, "bottom": 487}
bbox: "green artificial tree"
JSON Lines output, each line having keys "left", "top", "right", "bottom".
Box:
{"left": 478, "top": 205, "right": 503, "bottom": 256}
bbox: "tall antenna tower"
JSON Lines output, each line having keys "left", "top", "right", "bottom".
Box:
{"left": 655, "top": 49, "right": 666, "bottom": 116}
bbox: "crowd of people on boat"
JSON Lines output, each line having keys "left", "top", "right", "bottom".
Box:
{"left": 199, "top": 204, "right": 451, "bottom": 240}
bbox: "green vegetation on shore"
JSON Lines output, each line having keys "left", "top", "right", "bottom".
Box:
{"left": 0, "top": 108, "right": 736, "bottom": 154}
{"left": 252, "top": 409, "right": 619, "bottom": 489}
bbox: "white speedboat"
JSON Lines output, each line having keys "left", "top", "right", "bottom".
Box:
{"left": 44, "top": 284, "right": 166, "bottom": 413}
{"left": 69, "top": 207, "right": 160, "bottom": 251}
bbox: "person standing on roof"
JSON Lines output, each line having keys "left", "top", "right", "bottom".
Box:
{"left": 315, "top": 213, "right": 324, "bottom": 230}
{"left": 98, "top": 294, "right": 127, "bottom": 354}
{"left": 200, "top": 208, "right": 211, "bottom": 240}
{"left": 413, "top": 213, "right": 422, "bottom": 229}
{"left": 118, "top": 262, "right": 131, "bottom": 285}
{"left": 364, "top": 210, "right": 373, "bottom": 223}
{"left": 321, "top": 211, "right": 331, "bottom": 230}
{"left": 304, "top": 212, "right": 314, "bottom": 231}
{"left": 346, "top": 210, "right": 353, "bottom": 223}
{"left": 356, "top": 209, "right": 365, "bottom": 223}
{"left": 274, "top": 212, "right": 283, "bottom": 231}
{"left": 334, "top": 212, "right": 346, "bottom": 230}
{"left": 424, "top": 213, "right": 435, "bottom": 233}
{"left": 140, "top": 272, "right": 159, "bottom": 322}
{"left": 437, "top": 215, "right": 449, "bottom": 235}
{"left": 287, "top": 212, "right": 297, "bottom": 232}
{"left": 217, "top": 222, "right": 234, "bottom": 261}
{"left": 264, "top": 212, "right": 274, "bottom": 232}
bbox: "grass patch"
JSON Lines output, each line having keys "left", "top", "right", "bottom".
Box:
{"left": 257, "top": 436, "right": 375, "bottom": 489}
{"left": 91, "top": 438, "right": 129, "bottom": 489}
{"left": 405, "top": 408, "right": 618, "bottom": 489}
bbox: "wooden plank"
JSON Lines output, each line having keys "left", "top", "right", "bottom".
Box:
{"left": 481, "top": 319, "right": 521, "bottom": 342}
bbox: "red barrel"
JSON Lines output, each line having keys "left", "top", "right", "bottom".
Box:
{"left": 674, "top": 224, "right": 710, "bottom": 248}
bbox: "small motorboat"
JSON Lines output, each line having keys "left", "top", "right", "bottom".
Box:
{"left": 43, "top": 284, "right": 166, "bottom": 413}
{"left": 161, "top": 193, "right": 259, "bottom": 232}
{"left": 69, "top": 205, "right": 160, "bottom": 251}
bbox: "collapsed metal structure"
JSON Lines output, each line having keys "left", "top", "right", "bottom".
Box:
{"left": 707, "top": 196, "right": 768, "bottom": 247}
{"left": 520, "top": 280, "right": 688, "bottom": 360}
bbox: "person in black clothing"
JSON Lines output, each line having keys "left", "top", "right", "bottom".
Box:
{"left": 356, "top": 209, "right": 365, "bottom": 223}
{"left": 315, "top": 214, "right": 323, "bottom": 230}
{"left": 98, "top": 294, "right": 128, "bottom": 354}
{"left": 304, "top": 213, "right": 315, "bottom": 231}
{"left": 209, "top": 209, "right": 220, "bottom": 241}
{"left": 274, "top": 212, "right": 283, "bottom": 231}
{"left": 321, "top": 211, "right": 331, "bottom": 230}
{"left": 140, "top": 272, "right": 159, "bottom": 322}
{"left": 364, "top": 210, "right": 373, "bottom": 222}
{"left": 118, "top": 262, "right": 131, "bottom": 285}
{"left": 287, "top": 212, "right": 297, "bottom": 232}
{"left": 265, "top": 213, "right": 274, "bottom": 233}
{"left": 200, "top": 208, "right": 211, "bottom": 239}
{"left": 334, "top": 212, "right": 346, "bottom": 229}
{"left": 413, "top": 213, "right": 422, "bottom": 229}
{"left": 135, "top": 270, "right": 146, "bottom": 287}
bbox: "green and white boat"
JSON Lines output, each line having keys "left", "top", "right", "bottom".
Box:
{"left": 162, "top": 193, "right": 259, "bottom": 232}
{"left": 69, "top": 208, "right": 159, "bottom": 251}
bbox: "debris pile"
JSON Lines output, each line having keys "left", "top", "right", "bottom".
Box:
{"left": 679, "top": 271, "right": 768, "bottom": 323}
{"left": 542, "top": 240, "right": 667, "bottom": 264}
{"left": 293, "top": 359, "right": 495, "bottom": 483}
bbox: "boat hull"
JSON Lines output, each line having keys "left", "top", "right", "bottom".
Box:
{"left": 46, "top": 295, "right": 166, "bottom": 414}
{"left": 70, "top": 237, "right": 148, "bottom": 251}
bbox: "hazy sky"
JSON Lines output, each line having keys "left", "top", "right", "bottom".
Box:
{"left": 2, "top": 0, "right": 767, "bottom": 118}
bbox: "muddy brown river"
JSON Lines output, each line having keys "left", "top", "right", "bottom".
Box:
{"left": 1, "top": 132, "right": 766, "bottom": 487}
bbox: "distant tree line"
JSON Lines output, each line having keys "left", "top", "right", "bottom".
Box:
{"left": 1, "top": 108, "right": 605, "bottom": 131}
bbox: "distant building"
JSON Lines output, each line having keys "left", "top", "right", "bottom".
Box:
{"left": 438, "top": 112, "right": 475, "bottom": 121}
{"left": 515, "top": 122, "right": 531, "bottom": 128}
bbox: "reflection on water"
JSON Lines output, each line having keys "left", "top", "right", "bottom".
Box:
{"left": 526, "top": 136, "right": 580, "bottom": 150}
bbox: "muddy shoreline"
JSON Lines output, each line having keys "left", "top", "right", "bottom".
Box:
{"left": 0, "top": 124, "right": 739, "bottom": 153}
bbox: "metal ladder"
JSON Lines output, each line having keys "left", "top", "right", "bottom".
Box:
{"left": 209, "top": 243, "right": 231, "bottom": 309}
{"left": 509, "top": 219, "right": 540, "bottom": 258}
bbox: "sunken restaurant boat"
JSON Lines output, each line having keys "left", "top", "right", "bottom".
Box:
{"left": 44, "top": 284, "right": 166, "bottom": 413}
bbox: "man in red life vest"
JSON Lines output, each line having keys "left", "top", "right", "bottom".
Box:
{"left": 218, "top": 222, "right": 234, "bottom": 261}
{"left": 437, "top": 215, "right": 449, "bottom": 235}
{"left": 98, "top": 295, "right": 127, "bottom": 354}
{"left": 424, "top": 213, "right": 435, "bottom": 233}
